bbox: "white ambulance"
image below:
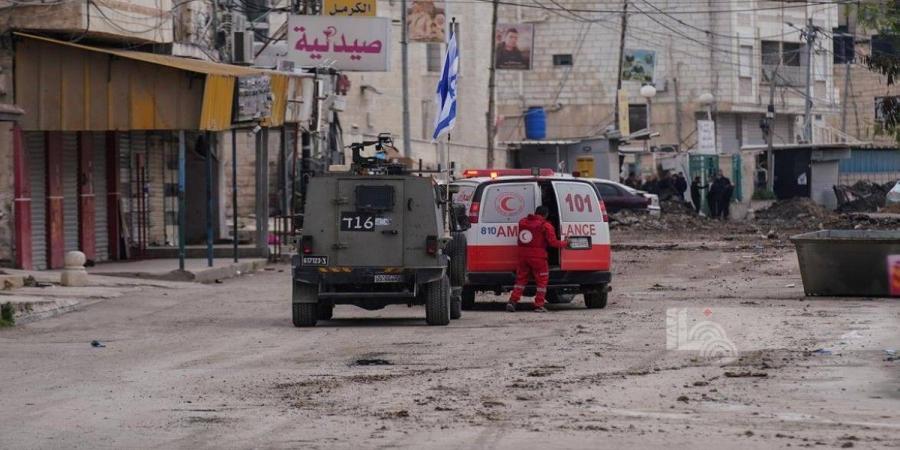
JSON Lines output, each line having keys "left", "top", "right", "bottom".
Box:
{"left": 452, "top": 170, "right": 612, "bottom": 310}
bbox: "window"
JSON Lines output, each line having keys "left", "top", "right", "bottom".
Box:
{"left": 628, "top": 104, "right": 648, "bottom": 132}
{"left": 761, "top": 40, "right": 805, "bottom": 86}
{"left": 873, "top": 34, "right": 900, "bottom": 58}
{"left": 553, "top": 54, "right": 573, "bottom": 66}
{"left": 739, "top": 45, "right": 753, "bottom": 78}
{"left": 554, "top": 182, "right": 600, "bottom": 223}
{"left": 594, "top": 183, "right": 620, "bottom": 199}
{"left": 481, "top": 184, "right": 536, "bottom": 224}
{"left": 426, "top": 43, "right": 442, "bottom": 73}
{"left": 833, "top": 33, "right": 854, "bottom": 64}
{"left": 875, "top": 96, "right": 900, "bottom": 124}
{"left": 815, "top": 50, "right": 827, "bottom": 81}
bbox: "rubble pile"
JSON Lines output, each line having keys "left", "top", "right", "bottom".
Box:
{"left": 833, "top": 180, "right": 896, "bottom": 213}
{"left": 659, "top": 199, "right": 697, "bottom": 215}
{"left": 609, "top": 209, "right": 713, "bottom": 232}
{"left": 756, "top": 198, "right": 834, "bottom": 224}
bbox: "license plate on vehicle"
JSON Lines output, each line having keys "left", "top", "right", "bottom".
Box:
{"left": 302, "top": 256, "right": 328, "bottom": 266}
{"left": 374, "top": 274, "right": 403, "bottom": 283}
{"left": 568, "top": 236, "right": 592, "bottom": 250}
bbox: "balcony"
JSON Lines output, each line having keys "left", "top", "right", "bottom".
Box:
{"left": 761, "top": 64, "right": 807, "bottom": 87}
{"left": 0, "top": 0, "right": 173, "bottom": 44}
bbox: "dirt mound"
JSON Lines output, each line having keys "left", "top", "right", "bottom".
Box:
{"left": 659, "top": 199, "right": 696, "bottom": 215}
{"left": 756, "top": 198, "right": 834, "bottom": 221}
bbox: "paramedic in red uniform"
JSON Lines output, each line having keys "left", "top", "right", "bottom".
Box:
{"left": 507, "top": 205, "right": 569, "bottom": 313}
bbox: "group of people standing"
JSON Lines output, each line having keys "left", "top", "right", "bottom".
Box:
{"left": 690, "top": 171, "right": 734, "bottom": 219}
{"left": 624, "top": 169, "right": 734, "bottom": 219}
{"left": 623, "top": 171, "right": 688, "bottom": 202}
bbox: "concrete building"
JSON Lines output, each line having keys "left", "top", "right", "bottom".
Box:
{"left": 264, "top": 0, "right": 503, "bottom": 171}
{"left": 495, "top": 0, "right": 843, "bottom": 209}
{"left": 0, "top": 1, "right": 312, "bottom": 270}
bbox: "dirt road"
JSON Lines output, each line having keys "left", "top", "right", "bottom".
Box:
{"left": 1, "top": 234, "right": 898, "bottom": 449}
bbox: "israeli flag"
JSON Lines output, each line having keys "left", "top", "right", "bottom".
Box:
{"left": 432, "top": 28, "right": 459, "bottom": 142}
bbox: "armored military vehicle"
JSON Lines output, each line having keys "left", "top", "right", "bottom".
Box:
{"left": 291, "top": 134, "right": 467, "bottom": 327}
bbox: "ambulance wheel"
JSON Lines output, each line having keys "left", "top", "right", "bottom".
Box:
{"left": 448, "top": 232, "right": 468, "bottom": 287}
{"left": 450, "top": 290, "right": 462, "bottom": 320}
{"left": 317, "top": 304, "right": 334, "bottom": 321}
{"left": 292, "top": 303, "right": 317, "bottom": 327}
{"left": 425, "top": 276, "right": 451, "bottom": 326}
{"left": 461, "top": 287, "right": 476, "bottom": 310}
{"left": 584, "top": 286, "right": 608, "bottom": 309}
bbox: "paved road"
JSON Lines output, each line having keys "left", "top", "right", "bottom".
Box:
{"left": 1, "top": 243, "right": 898, "bottom": 449}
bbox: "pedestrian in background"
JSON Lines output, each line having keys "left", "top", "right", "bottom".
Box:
{"left": 690, "top": 176, "right": 706, "bottom": 214}
{"left": 675, "top": 172, "right": 688, "bottom": 202}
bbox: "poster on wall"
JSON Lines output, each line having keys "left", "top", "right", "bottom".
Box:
{"left": 407, "top": 1, "right": 446, "bottom": 42}
{"left": 286, "top": 15, "right": 391, "bottom": 72}
{"left": 622, "top": 49, "right": 656, "bottom": 83}
{"left": 495, "top": 23, "right": 533, "bottom": 70}
{"left": 323, "top": 0, "right": 376, "bottom": 16}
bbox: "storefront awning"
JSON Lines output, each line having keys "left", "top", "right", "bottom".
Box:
{"left": 14, "top": 33, "right": 296, "bottom": 131}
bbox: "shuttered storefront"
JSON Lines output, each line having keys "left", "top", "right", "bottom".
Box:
{"left": 94, "top": 132, "right": 109, "bottom": 262}
{"left": 25, "top": 132, "right": 47, "bottom": 270}
{"left": 118, "top": 132, "right": 132, "bottom": 252}
{"left": 61, "top": 132, "right": 79, "bottom": 252}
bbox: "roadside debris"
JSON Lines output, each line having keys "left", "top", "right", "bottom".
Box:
{"left": 91, "top": 340, "right": 106, "bottom": 348}
{"left": 833, "top": 180, "right": 896, "bottom": 213}
{"left": 723, "top": 371, "right": 768, "bottom": 378}
{"left": 810, "top": 348, "right": 833, "bottom": 356}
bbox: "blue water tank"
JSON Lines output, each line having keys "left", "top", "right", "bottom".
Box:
{"left": 524, "top": 106, "right": 546, "bottom": 140}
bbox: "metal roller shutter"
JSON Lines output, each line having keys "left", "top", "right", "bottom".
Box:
{"left": 25, "top": 132, "right": 47, "bottom": 270}
{"left": 62, "top": 132, "right": 79, "bottom": 252}
{"left": 94, "top": 132, "right": 109, "bottom": 262}
{"left": 118, "top": 132, "right": 132, "bottom": 247}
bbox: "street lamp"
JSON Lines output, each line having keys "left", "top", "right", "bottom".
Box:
{"left": 698, "top": 92, "right": 715, "bottom": 121}
{"left": 640, "top": 84, "right": 657, "bottom": 129}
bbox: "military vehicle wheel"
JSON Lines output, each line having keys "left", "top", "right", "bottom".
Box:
{"left": 425, "top": 276, "right": 451, "bottom": 326}
{"left": 292, "top": 303, "right": 318, "bottom": 327}
{"left": 584, "top": 286, "right": 608, "bottom": 309}
{"left": 448, "top": 232, "right": 468, "bottom": 287}
{"left": 450, "top": 289, "right": 462, "bottom": 320}
{"left": 317, "top": 304, "right": 334, "bottom": 321}
{"left": 461, "top": 287, "right": 476, "bottom": 310}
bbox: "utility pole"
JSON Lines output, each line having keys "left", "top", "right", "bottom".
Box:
{"left": 765, "top": 67, "right": 779, "bottom": 192}
{"left": 401, "top": 0, "right": 411, "bottom": 157}
{"left": 802, "top": 18, "right": 817, "bottom": 143}
{"left": 486, "top": 0, "right": 499, "bottom": 168}
{"left": 613, "top": 0, "right": 628, "bottom": 131}
{"left": 673, "top": 76, "right": 683, "bottom": 149}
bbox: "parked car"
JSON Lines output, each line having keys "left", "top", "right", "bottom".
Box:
{"left": 451, "top": 173, "right": 612, "bottom": 310}
{"left": 585, "top": 178, "right": 660, "bottom": 216}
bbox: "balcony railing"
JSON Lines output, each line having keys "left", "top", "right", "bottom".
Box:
{"left": 761, "top": 64, "right": 806, "bottom": 87}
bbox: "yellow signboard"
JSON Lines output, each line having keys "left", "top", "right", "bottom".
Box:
{"left": 617, "top": 89, "right": 630, "bottom": 136}
{"left": 324, "top": 0, "right": 376, "bottom": 16}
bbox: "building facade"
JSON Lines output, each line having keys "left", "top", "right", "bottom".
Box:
{"left": 495, "top": 0, "right": 841, "bottom": 168}
{"left": 0, "top": 0, "right": 314, "bottom": 269}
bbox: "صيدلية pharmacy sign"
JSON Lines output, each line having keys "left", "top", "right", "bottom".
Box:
{"left": 286, "top": 15, "right": 391, "bottom": 72}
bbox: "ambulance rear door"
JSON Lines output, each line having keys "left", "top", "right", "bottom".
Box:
{"left": 468, "top": 181, "right": 539, "bottom": 272}
{"left": 551, "top": 180, "right": 611, "bottom": 272}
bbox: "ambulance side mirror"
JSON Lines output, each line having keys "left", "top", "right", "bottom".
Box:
{"left": 452, "top": 204, "right": 471, "bottom": 231}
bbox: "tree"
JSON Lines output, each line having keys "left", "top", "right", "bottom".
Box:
{"left": 860, "top": 1, "right": 900, "bottom": 140}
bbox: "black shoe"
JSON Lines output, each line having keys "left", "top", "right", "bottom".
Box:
{"left": 506, "top": 303, "right": 516, "bottom": 313}
{"left": 533, "top": 306, "right": 548, "bottom": 313}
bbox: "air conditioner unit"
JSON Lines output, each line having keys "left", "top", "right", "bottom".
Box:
{"left": 230, "top": 14, "right": 254, "bottom": 65}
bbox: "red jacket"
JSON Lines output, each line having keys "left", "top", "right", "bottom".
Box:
{"left": 517, "top": 214, "right": 566, "bottom": 259}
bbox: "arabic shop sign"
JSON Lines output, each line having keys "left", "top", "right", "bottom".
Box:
{"left": 287, "top": 15, "right": 391, "bottom": 72}
{"left": 324, "top": 0, "right": 376, "bottom": 16}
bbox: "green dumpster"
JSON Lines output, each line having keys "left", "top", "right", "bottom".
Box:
{"left": 791, "top": 230, "right": 900, "bottom": 297}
